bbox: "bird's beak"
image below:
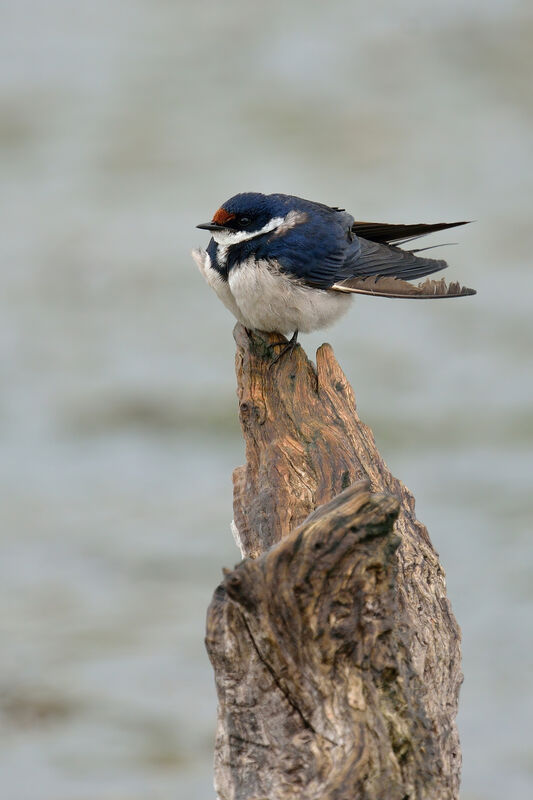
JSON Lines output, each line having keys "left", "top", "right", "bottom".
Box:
{"left": 196, "top": 222, "right": 228, "bottom": 232}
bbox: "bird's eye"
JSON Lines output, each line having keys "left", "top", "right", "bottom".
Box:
{"left": 240, "top": 216, "right": 251, "bottom": 225}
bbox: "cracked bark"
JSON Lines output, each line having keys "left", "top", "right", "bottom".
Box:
{"left": 205, "top": 324, "right": 462, "bottom": 800}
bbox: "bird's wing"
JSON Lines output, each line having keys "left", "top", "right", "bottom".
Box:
{"left": 351, "top": 220, "right": 469, "bottom": 245}
{"left": 331, "top": 275, "right": 476, "bottom": 299}
{"left": 328, "top": 220, "right": 475, "bottom": 295}
{"left": 271, "top": 213, "right": 474, "bottom": 293}
{"left": 347, "top": 237, "right": 456, "bottom": 282}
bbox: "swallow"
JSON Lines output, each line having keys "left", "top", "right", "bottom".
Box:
{"left": 193, "top": 192, "right": 475, "bottom": 343}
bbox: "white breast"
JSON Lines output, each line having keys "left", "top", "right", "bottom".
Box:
{"left": 192, "top": 248, "right": 352, "bottom": 335}
{"left": 191, "top": 248, "right": 247, "bottom": 325}
{"left": 227, "top": 258, "right": 352, "bottom": 335}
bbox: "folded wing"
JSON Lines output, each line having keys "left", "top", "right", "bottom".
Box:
{"left": 351, "top": 219, "right": 469, "bottom": 245}
{"left": 330, "top": 220, "right": 475, "bottom": 298}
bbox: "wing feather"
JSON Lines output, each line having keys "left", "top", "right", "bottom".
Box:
{"left": 351, "top": 220, "right": 469, "bottom": 244}
{"left": 352, "top": 238, "right": 453, "bottom": 282}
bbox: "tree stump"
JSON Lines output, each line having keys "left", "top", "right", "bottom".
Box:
{"left": 205, "top": 325, "right": 462, "bottom": 800}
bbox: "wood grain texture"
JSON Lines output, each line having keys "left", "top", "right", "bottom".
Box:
{"left": 206, "top": 324, "right": 462, "bottom": 799}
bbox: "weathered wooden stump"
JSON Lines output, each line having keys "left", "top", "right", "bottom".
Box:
{"left": 205, "top": 324, "right": 462, "bottom": 800}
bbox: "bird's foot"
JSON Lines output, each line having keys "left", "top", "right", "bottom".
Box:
{"left": 269, "top": 330, "right": 299, "bottom": 367}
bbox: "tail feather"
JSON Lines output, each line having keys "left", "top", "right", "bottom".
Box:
{"left": 331, "top": 275, "right": 476, "bottom": 299}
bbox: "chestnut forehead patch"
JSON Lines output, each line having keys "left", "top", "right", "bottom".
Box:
{"left": 212, "top": 207, "right": 236, "bottom": 225}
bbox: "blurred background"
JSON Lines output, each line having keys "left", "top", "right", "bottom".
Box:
{"left": 1, "top": 1, "right": 532, "bottom": 798}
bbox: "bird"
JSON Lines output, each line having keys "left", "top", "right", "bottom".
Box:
{"left": 192, "top": 192, "right": 475, "bottom": 349}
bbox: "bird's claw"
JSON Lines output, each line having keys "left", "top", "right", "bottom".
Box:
{"left": 269, "top": 330, "right": 299, "bottom": 367}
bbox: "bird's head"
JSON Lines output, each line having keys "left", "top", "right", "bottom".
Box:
{"left": 197, "top": 192, "right": 308, "bottom": 246}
